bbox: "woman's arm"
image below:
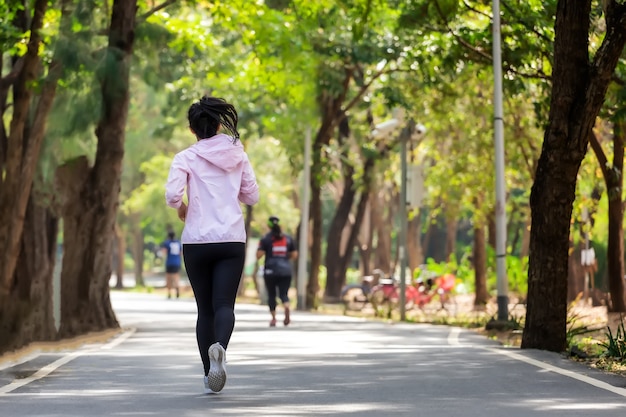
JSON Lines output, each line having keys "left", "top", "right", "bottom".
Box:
{"left": 165, "top": 154, "right": 187, "bottom": 209}
{"left": 239, "top": 154, "right": 259, "bottom": 205}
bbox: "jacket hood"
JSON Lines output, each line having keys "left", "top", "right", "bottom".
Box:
{"left": 189, "top": 133, "right": 245, "bottom": 172}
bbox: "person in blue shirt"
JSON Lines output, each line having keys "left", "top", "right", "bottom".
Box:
{"left": 161, "top": 231, "right": 182, "bottom": 299}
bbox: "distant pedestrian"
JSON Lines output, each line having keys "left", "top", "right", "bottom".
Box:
{"left": 160, "top": 231, "right": 182, "bottom": 299}
{"left": 256, "top": 216, "right": 298, "bottom": 327}
{"left": 165, "top": 96, "right": 259, "bottom": 394}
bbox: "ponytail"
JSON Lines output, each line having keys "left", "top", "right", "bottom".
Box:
{"left": 267, "top": 216, "right": 282, "bottom": 239}
{"left": 271, "top": 223, "right": 282, "bottom": 239}
{"left": 188, "top": 96, "right": 240, "bottom": 141}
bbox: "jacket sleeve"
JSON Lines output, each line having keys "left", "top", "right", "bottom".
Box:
{"left": 165, "top": 154, "right": 187, "bottom": 209}
{"left": 239, "top": 154, "right": 259, "bottom": 206}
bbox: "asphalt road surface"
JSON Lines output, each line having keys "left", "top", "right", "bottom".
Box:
{"left": 1, "top": 291, "right": 625, "bottom": 416}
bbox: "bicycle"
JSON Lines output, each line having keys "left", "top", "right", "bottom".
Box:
{"left": 413, "top": 273, "right": 457, "bottom": 311}
{"left": 369, "top": 272, "right": 457, "bottom": 315}
{"left": 340, "top": 269, "right": 385, "bottom": 312}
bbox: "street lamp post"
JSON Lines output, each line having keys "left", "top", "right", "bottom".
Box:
{"left": 372, "top": 113, "right": 425, "bottom": 321}
{"left": 399, "top": 124, "right": 410, "bottom": 321}
{"left": 398, "top": 121, "right": 427, "bottom": 321}
{"left": 492, "top": 0, "right": 509, "bottom": 321}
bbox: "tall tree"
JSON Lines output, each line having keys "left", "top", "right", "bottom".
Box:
{"left": 0, "top": 0, "right": 69, "bottom": 353}
{"left": 523, "top": 0, "right": 626, "bottom": 351}
{"left": 0, "top": 0, "right": 50, "bottom": 300}
{"left": 589, "top": 120, "right": 626, "bottom": 312}
{"left": 57, "top": 0, "right": 138, "bottom": 337}
{"left": 323, "top": 112, "right": 400, "bottom": 300}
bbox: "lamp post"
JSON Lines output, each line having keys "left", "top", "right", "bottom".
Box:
{"left": 399, "top": 123, "right": 410, "bottom": 321}
{"left": 372, "top": 112, "right": 425, "bottom": 321}
{"left": 492, "top": 0, "right": 509, "bottom": 321}
{"left": 398, "top": 120, "right": 426, "bottom": 321}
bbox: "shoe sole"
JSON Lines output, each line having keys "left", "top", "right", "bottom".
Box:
{"left": 208, "top": 344, "right": 227, "bottom": 392}
{"left": 203, "top": 378, "right": 218, "bottom": 395}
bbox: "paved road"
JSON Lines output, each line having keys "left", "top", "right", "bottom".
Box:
{"left": 1, "top": 291, "right": 625, "bottom": 416}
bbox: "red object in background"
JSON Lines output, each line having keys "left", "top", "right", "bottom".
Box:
{"left": 436, "top": 274, "right": 456, "bottom": 291}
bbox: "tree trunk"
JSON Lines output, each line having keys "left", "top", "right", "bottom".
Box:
{"left": 589, "top": 122, "right": 626, "bottom": 312}
{"left": 327, "top": 189, "right": 371, "bottom": 300}
{"left": 0, "top": 0, "right": 51, "bottom": 297}
{"left": 473, "top": 224, "right": 489, "bottom": 308}
{"left": 445, "top": 217, "right": 457, "bottom": 261}
{"left": 307, "top": 109, "right": 344, "bottom": 308}
{"left": 422, "top": 216, "right": 435, "bottom": 261}
{"left": 523, "top": 0, "right": 626, "bottom": 352}
{"left": 131, "top": 215, "right": 145, "bottom": 287}
{"left": 57, "top": 0, "right": 138, "bottom": 338}
{"left": 358, "top": 202, "right": 373, "bottom": 276}
{"left": 487, "top": 212, "right": 496, "bottom": 249}
{"left": 390, "top": 187, "right": 402, "bottom": 273}
{"left": 606, "top": 187, "right": 625, "bottom": 312}
{"left": 324, "top": 126, "right": 357, "bottom": 301}
{"left": 325, "top": 152, "right": 378, "bottom": 300}
{"left": 567, "top": 244, "right": 585, "bottom": 303}
{"left": 0, "top": 0, "right": 69, "bottom": 353}
{"left": 407, "top": 210, "right": 423, "bottom": 271}
{"left": 373, "top": 186, "right": 394, "bottom": 275}
{"left": 0, "top": 196, "right": 57, "bottom": 354}
{"left": 113, "top": 222, "right": 125, "bottom": 289}
{"left": 520, "top": 217, "right": 531, "bottom": 258}
{"left": 308, "top": 135, "right": 325, "bottom": 309}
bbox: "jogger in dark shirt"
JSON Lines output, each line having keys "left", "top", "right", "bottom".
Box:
{"left": 256, "top": 216, "right": 298, "bottom": 327}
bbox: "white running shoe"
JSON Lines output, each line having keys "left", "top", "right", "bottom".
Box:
{"left": 207, "top": 343, "right": 227, "bottom": 392}
{"left": 203, "top": 375, "right": 218, "bottom": 394}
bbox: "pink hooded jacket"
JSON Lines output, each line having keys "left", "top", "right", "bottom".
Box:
{"left": 165, "top": 134, "right": 259, "bottom": 244}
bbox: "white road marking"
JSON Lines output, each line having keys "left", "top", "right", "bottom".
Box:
{"left": 0, "top": 328, "right": 136, "bottom": 395}
{"left": 489, "top": 347, "right": 626, "bottom": 398}
{"left": 447, "top": 327, "right": 461, "bottom": 345}
{"left": 102, "top": 328, "right": 136, "bottom": 349}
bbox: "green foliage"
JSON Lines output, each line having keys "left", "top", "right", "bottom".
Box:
{"left": 421, "top": 253, "right": 472, "bottom": 289}
{"left": 600, "top": 317, "right": 626, "bottom": 360}
{"left": 505, "top": 255, "right": 528, "bottom": 297}
{"left": 420, "top": 246, "right": 527, "bottom": 298}
{"left": 398, "top": 0, "right": 460, "bottom": 29}
{"left": 0, "top": 2, "right": 27, "bottom": 55}
{"left": 246, "top": 135, "right": 301, "bottom": 236}
{"left": 344, "top": 268, "right": 362, "bottom": 285}
{"left": 565, "top": 307, "right": 598, "bottom": 349}
{"left": 124, "top": 154, "right": 178, "bottom": 221}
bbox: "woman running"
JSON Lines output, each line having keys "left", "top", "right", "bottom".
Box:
{"left": 165, "top": 96, "right": 259, "bottom": 394}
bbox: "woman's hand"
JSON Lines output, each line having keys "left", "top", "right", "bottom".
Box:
{"left": 177, "top": 202, "right": 188, "bottom": 222}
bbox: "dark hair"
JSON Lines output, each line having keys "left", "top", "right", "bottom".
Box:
{"left": 168, "top": 231, "right": 175, "bottom": 240}
{"left": 268, "top": 216, "right": 282, "bottom": 239}
{"left": 188, "top": 96, "right": 239, "bottom": 141}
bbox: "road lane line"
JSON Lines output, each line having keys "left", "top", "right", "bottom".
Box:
{"left": 102, "top": 328, "right": 136, "bottom": 349}
{"left": 0, "top": 328, "right": 135, "bottom": 395}
{"left": 489, "top": 347, "right": 626, "bottom": 398}
{"left": 0, "top": 350, "right": 84, "bottom": 394}
{"left": 447, "top": 327, "right": 461, "bottom": 345}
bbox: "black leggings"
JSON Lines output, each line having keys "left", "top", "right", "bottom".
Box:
{"left": 264, "top": 275, "right": 292, "bottom": 311}
{"left": 183, "top": 242, "right": 245, "bottom": 375}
